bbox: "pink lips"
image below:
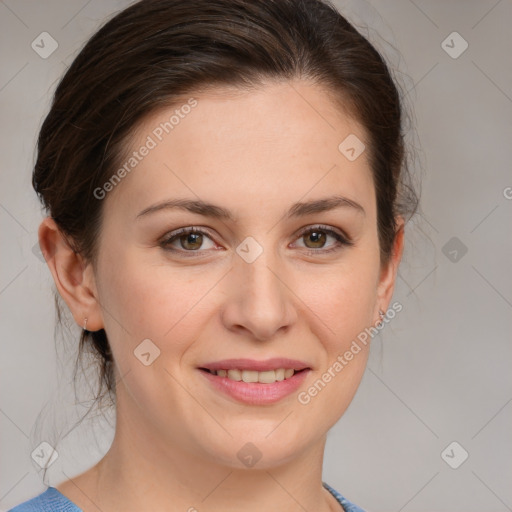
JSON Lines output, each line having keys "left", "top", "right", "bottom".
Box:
{"left": 197, "top": 358, "right": 311, "bottom": 405}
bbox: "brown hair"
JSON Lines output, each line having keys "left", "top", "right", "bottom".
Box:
{"left": 33, "top": 0, "right": 419, "bottom": 414}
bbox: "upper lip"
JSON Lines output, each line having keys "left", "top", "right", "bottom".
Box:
{"left": 199, "top": 358, "right": 311, "bottom": 372}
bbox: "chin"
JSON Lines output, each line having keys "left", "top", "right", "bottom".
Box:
{"left": 199, "top": 428, "right": 314, "bottom": 470}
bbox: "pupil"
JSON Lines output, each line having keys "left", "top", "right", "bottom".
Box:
{"left": 182, "top": 233, "right": 202, "bottom": 250}
{"left": 306, "top": 231, "right": 325, "bottom": 248}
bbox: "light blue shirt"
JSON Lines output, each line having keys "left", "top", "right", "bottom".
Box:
{"left": 8, "top": 482, "right": 366, "bottom": 511}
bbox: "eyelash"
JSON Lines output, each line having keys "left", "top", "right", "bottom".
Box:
{"left": 159, "top": 225, "right": 354, "bottom": 258}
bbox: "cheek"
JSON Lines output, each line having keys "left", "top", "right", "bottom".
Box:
{"left": 96, "top": 248, "right": 222, "bottom": 353}
{"left": 295, "top": 269, "right": 376, "bottom": 417}
{"left": 298, "top": 259, "right": 380, "bottom": 347}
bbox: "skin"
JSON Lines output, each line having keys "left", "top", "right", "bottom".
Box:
{"left": 39, "top": 79, "right": 404, "bottom": 512}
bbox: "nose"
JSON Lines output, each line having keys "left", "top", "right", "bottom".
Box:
{"left": 220, "top": 247, "right": 298, "bottom": 341}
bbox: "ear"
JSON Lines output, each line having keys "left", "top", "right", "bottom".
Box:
{"left": 38, "top": 217, "right": 104, "bottom": 331}
{"left": 375, "top": 216, "right": 405, "bottom": 319}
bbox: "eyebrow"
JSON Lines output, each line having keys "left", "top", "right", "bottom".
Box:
{"left": 136, "top": 195, "right": 365, "bottom": 221}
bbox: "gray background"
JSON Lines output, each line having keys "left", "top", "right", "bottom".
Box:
{"left": 1, "top": 1, "right": 511, "bottom": 511}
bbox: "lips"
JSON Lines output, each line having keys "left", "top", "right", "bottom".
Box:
{"left": 197, "top": 358, "right": 311, "bottom": 404}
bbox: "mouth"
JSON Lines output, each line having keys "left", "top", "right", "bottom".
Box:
{"left": 197, "top": 358, "right": 311, "bottom": 404}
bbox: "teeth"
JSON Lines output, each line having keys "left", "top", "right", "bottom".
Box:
{"left": 242, "top": 370, "right": 259, "bottom": 383}
{"left": 257, "top": 370, "right": 276, "bottom": 384}
{"left": 227, "top": 369, "right": 242, "bottom": 381}
{"left": 214, "top": 368, "right": 299, "bottom": 383}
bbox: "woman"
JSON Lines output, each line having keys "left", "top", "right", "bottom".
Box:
{"left": 10, "top": 0, "right": 418, "bottom": 510}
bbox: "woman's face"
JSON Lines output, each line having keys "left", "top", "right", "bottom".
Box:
{"left": 87, "top": 80, "right": 402, "bottom": 467}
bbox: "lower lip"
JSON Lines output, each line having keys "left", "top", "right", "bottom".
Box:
{"left": 199, "top": 369, "right": 310, "bottom": 405}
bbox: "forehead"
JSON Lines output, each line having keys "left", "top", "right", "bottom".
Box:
{"left": 104, "top": 80, "right": 375, "bottom": 223}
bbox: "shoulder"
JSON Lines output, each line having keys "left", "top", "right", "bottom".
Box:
{"left": 323, "top": 481, "right": 367, "bottom": 512}
{"left": 7, "top": 487, "right": 82, "bottom": 512}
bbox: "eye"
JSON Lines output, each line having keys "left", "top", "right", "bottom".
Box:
{"left": 159, "top": 224, "right": 353, "bottom": 258}
{"left": 292, "top": 225, "right": 353, "bottom": 254}
{"left": 160, "top": 227, "right": 216, "bottom": 256}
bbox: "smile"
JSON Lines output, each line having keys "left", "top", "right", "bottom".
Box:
{"left": 197, "top": 358, "right": 311, "bottom": 404}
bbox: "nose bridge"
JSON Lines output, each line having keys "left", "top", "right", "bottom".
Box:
{"left": 222, "top": 237, "right": 297, "bottom": 339}
{"left": 239, "top": 245, "right": 281, "bottom": 299}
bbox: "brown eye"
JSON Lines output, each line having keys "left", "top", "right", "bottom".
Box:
{"left": 160, "top": 227, "right": 216, "bottom": 255}
{"left": 303, "top": 230, "right": 327, "bottom": 249}
{"left": 179, "top": 232, "right": 203, "bottom": 250}
{"left": 293, "top": 225, "right": 353, "bottom": 254}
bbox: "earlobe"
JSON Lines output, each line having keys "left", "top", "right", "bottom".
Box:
{"left": 38, "top": 217, "right": 104, "bottom": 331}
